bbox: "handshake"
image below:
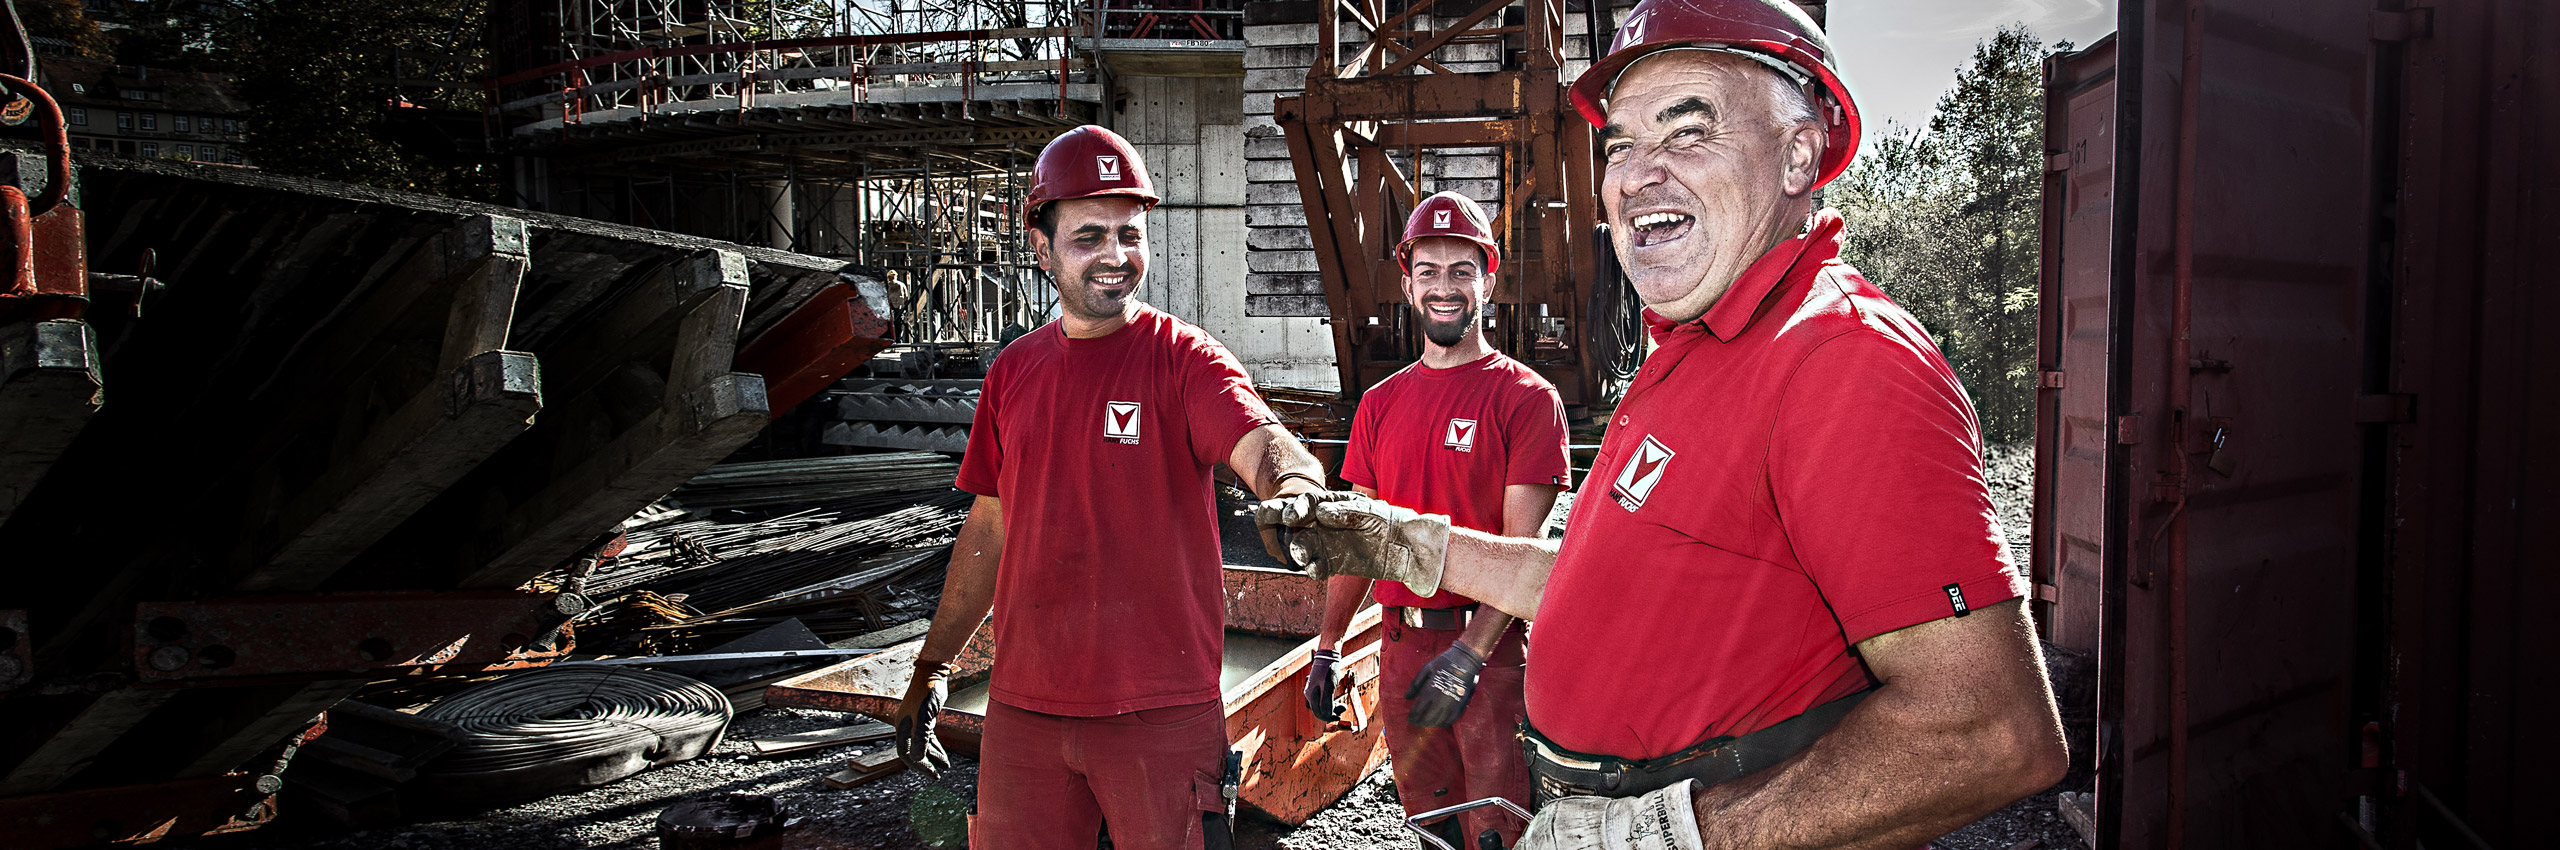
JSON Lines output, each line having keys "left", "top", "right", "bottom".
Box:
{"left": 1252, "top": 491, "right": 1452, "bottom": 596}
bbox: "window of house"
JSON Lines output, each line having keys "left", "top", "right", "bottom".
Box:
{"left": 223, "top": 119, "right": 238, "bottom": 134}
{"left": 175, "top": 115, "right": 191, "bottom": 132}
{"left": 140, "top": 142, "right": 158, "bottom": 157}
{"left": 176, "top": 144, "right": 193, "bottom": 160}
{"left": 223, "top": 149, "right": 240, "bottom": 164}
{"left": 70, "top": 137, "right": 87, "bottom": 149}
{"left": 139, "top": 113, "right": 156, "bottom": 131}
{"left": 116, "top": 112, "right": 131, "bottom": 129}
{"left": 67, "top": 108, "right": 85, "bottom": 125}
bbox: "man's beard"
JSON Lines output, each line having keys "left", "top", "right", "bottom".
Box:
{"left": 1061, "top": 265, "right": 1138, "bottom": 320}
{"left": 1419, "top": 299, "right": 1477, "bottom": 348}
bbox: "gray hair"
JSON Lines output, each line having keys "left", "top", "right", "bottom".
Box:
{"left": 1766, "top": 66, "right": 1818, "bottom": 129}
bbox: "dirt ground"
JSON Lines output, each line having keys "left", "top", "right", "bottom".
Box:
{"left": 179, "top": 443, "right": 2085, "bottom": 850}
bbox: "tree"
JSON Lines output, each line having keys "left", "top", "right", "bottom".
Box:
{"left": 1832, "top": 24, "right": 2052, "bottom": 445}
{"left": 232, "top": 0, "right": 497, "bottom": 198}
{"left": 15, "top": 0, "right": 114, "bottom": 60}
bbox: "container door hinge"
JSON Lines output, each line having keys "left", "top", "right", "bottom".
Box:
{"left": 2039, "top": 369, "right": 2068, "bottom": 389}
{"left": 2372, "top": 8, "right": 2433, "bottom": 41}
{"left": 2115, "top": 415, "right": 2142, "bottom": 445}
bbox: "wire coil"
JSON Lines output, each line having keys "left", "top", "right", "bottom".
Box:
{"left": 420, "top": 665, "right": 731, "bottom": 783}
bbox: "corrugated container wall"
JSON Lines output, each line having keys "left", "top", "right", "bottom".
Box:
{"left": 2032, "top": 1, "right": 2555, "bottom": 848}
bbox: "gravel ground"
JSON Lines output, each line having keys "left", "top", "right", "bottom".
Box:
{"left": 176, "top": 443, "right": 2085, "bottom": 850}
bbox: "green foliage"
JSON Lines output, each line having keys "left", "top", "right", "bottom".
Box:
{"left": 233, "top": 0, "right": 496, "bottom": 198}
{"left": 1833, "top": 24, "right": 2052, "bottom": 445}
{"left": 17, "top": 0, "right": 114, "bottom": 60}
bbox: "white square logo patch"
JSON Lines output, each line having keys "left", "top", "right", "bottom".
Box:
{"left": 1103, "top": 401, "right": 1142, "bottom": 444}
{"left": 1432, "top": 209, "right": 1452, "bottom": 229}
{"left": 1096, "top": 155, "right": 1122, "bottom": 182}
{"left": 1444, "top": 418, "right": 1477, "bottom": 452}
{"left": 1610, "top": 434, "right": 1675, "bottom": 511}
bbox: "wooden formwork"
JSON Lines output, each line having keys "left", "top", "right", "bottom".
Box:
{"left": 0, "top": 155, "right": 889, "bottom": 844}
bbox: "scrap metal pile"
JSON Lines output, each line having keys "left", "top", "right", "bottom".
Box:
{"left": 556, "top": 452, "right": 972, "bottom": 654}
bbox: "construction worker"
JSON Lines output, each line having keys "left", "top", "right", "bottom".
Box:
{"left": 891, "top": 124, "right": 1331, "bottom": 850}
{"left": 1303, "top": 191, "right": 1568, "bottom": 850}
{"left": 1258, "top": 1, "right": 2069, "bottom": 847}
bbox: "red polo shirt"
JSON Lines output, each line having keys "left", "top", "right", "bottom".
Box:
{"left": 1524, "top": 211, "right": 2025, "bottom": 759}
{"left": 1340, "top": 351, "right": 1571, "bottom": 608}
{"left": 956, "top": 304, "right": 1278, "bottom": 716}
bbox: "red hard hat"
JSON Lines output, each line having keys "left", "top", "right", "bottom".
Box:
{"left": 1396, "top": 191, "right": 1502, "bottom": 277}
{"left": 1569, "top": 0, "right": 1862, "bottom": 190}
{"left": 1025, "top": 125, "right": 1161, "bottom": 229}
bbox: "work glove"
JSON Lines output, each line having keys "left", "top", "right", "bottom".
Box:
{"left": 1257, "top": 478, "right": 1351, "bottom": 565}
{"left": 892, "top": 658, "right": 952, "bottom": 779}
{"left": 1405, "top": 642, "right": 1483, "bottom": 728}
{"left": 1513, "top": 780, "right": 1708, "bottom": 850}
{"left": 1303, "top": 648, "right": 1343, "bottom": 722}
{"left": 1254, "top": 492, "right": 1451, "bottom": 596}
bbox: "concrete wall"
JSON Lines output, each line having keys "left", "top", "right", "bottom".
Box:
{"left": 1116, "top": 73, "right": 1340, "bottom": 391}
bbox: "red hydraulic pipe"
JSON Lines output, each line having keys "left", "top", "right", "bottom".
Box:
{"left": 2165, "top": 3, "right": 2204, "bottom": 849}
{"left": 0, "top": 186, "right": 29, "bottom": 298}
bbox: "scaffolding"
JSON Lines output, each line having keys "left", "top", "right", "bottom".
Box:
{"left": 487, "top": 0, "right": 1243, "bottom": 345}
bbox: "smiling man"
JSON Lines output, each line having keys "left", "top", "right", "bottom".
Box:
{"left": 1256, "top": 1, "right": 2068, "bottom": 848}
{"left": 889, "top": 125, "right": 1330, "bottom": 850}
{"left": 1302, "top": 191, "right": 1567, "bottom": 849}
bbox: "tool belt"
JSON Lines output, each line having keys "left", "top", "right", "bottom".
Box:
{"left": 1397, "top": 604, "right": 1475, "bottom": 631}
{"left": 1520, "top": 688, "right": 1873, "bottom": 806}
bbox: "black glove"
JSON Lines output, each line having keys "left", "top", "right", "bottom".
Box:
{"left": 1405, "top": 642, "right": 1484, "bottom": 728}
{"left": 1303, "top": 648, "right": 1342, "bottom": 722}
{"left": 893, "top": 660, "right": 952, "bottom": 778}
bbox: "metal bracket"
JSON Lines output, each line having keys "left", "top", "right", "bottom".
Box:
{"left": 2039, "top": 369, "right": 2068, "bottom": 389}
{"left": 132, "top": 591, "right": 573, "bottom": 683}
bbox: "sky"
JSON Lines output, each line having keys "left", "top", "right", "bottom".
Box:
{"left": 1824, "top": 0, "right": 2119, "bottom": 158}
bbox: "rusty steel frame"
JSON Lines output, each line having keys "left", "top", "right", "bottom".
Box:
{"left": 129, "top": 592, "right": 575, "bottom": 685}
{"left": 1278, "top": 0, "right": 1607, "bottom": 407}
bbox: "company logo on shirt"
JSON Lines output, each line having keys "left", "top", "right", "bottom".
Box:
{"left": 1444, "top": 418, "right": 1477, "bottom": 452}
{"left": 1096, "top": 155, "right": 1122, "bottom": 182}
{"left": 1610, "top": 434, "right": 1675, "bottom": 511}
{"left": 1432, "top": 209, "right": 1452, "bottom": 229}
{"left": 1103, "top": 401, "right": 1142, "bottom": 444}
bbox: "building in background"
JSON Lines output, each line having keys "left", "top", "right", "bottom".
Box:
{"left": 39, "top": 56, "right": 252, "bottom": 165}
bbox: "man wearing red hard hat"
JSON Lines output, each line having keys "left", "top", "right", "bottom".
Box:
{"left": 1302, "top": 191, "right": 1569, "bottom": 849}
{"left": 1260, "top": 2, "right": 2069, "bottom": 847}
{"left": 891, "top": 124, "right": 1331, "bottom": 850}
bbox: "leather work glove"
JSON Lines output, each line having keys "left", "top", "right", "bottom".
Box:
{"left": 892, "top": 658, "right": 952, "bottom": 778}
{"left": 1405, "top": 642, "right": 1484, "bottom": 728}
{"left": 1513, "top": 779, "right": 1708, "bottom": 850}
{"left": 1303, "top": 648, "right": 1343, "bottom": 722}
{"left": 1256, "top": 481, "right": 1355, "bottom": 565}
{"left": 1254, "top": 492, "right": 1451, "bottom": 596}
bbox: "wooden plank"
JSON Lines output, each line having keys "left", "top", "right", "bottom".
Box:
{"left": 850, "top": 747, "right": 903, "bottom": 772}
{"left": 233, "top": 350, "right": 542, "bottom": 593}
{"left": 750, "top": 721, "right": 895, "bottom": 758}
{"left": 0, "top": 319, "right": 101, "bottom": 526}
{"left": 460, "top": 371, "right": 767, "bottom": 588}
{"left": 539, "top": 251, "right": 747, "bottom": 402}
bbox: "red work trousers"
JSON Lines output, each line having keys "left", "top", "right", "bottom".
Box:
{"left": 976, "top": 698, "right": 1228, "bottom": 850}
{"left": 1378, "top": 617, "right": 1532, "bottom": 847}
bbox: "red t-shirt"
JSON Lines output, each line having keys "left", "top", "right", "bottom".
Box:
{"left": 955, "top": 305, "right": 1278, "bottom": 716}
{"left": 1525, "top": 211, "right": 2025, "bottom": 759}
{"left": 1340, "top": 352, "right": 1570, "bottom": 608}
